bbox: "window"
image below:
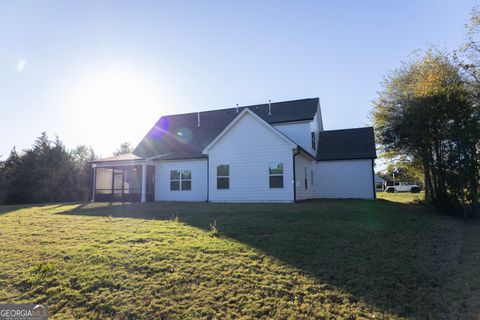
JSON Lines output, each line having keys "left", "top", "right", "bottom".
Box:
{"left": 170, "top": 170, "right": 191, "bottom": 191}
{"left": 269, "top": 162, "right": 284, "bottom": 188}
{"left": 170, "top": 170, "right": 180, "bottom": 191}
{"left": 304, "top": 167, "right": 308, "bottom": 190}
{"left": 181, "top": 170, "right": 192, "bottom": 190}
{"left": 311, "top": 132, "right": 316, "bottom": 150}
{"left": 217, "top": 165, "right": 229, "bottom": 189}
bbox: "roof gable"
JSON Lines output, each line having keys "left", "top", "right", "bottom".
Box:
{"left": 202, "top": 109, "right": 297, "bottom": 154}
{"left": 133, "top": 98, "right": 318, "bottom": 159}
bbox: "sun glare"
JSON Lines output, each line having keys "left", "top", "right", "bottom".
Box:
{"left": 64, "top": 67, "right": 162, "bottom": 156}
{"left": 16, "top": 58, "right": 26, "bottom": 72}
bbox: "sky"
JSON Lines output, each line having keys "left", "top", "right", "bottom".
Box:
{"left": 0, "top": 0, "right": 477, "bottom": 158}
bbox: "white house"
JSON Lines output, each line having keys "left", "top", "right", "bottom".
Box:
{"left": 91, "top": 98, "right": 377, "bottom": 202}
{"left": 375, "top": 175, "right": 386, "bottom": 192}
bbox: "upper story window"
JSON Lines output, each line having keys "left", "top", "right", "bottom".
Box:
{"left": 269, "top": 162, "right": 284, "bottom": 188}
{"left": 170, "top": 170, "right": 192, "bottom": 191}
{"left": 311, "top": 132, "right": 316, "bottom": 150}
{"left": 217, "top": 164, "right": 230, "bottom": 189}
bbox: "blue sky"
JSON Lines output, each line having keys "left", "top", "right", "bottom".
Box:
{"left": 0, "top": 0, "right": 476, "bottom": 158}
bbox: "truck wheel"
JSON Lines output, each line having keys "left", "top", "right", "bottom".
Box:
{"left": 387, "top": 188, "right": 394, "bottom": 193}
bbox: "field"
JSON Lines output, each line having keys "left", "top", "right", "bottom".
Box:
{"left": 0, "top": 194, "right": 479, "bottom": 319}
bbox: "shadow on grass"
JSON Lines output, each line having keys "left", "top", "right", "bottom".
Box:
{"left": 0, "top": 203, "right": 68, "bottom": 215}
{"left": 58, "top": 199, "right": 475, "bottom": 318}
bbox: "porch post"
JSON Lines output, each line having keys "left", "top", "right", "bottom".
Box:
{"left": 141, "top": 164, "right": 147, "bottom": 203}
{"left": 91, "top": 166, "right": 96, "bottom": 202}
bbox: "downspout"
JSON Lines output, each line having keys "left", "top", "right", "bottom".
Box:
{"left": 91, "top": 165, "right": 96, "bottom": 202}
{"left": 206, "top": 156, "right": 209, "bottom": 202}
{"left": 372, "top": 159, "right": 376, "bottom": 200}
{"left": 293, "top": 148, "right": 301, "bottom": 202}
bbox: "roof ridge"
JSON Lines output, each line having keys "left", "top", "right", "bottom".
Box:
{"left": 321, "top": 126, "right": 373, "bottom": 133}
{"left": 160, "top": 97, "right": 319, "bottom": 118}
{"left": 133, "top": 97, "right": 319, "bottom": 159}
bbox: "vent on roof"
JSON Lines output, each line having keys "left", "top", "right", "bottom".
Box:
{"left": 236, "top": 103, "right": 239, "bottom": 113}
{"left": 268, "top": 99, "right": 272, "bottom": 116}
{"left": 197, "top": 112, "right": 200, "bottom": 127}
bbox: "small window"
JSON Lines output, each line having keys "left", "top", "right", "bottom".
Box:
{"left": 304, "top": 167, "right": 308, "bottom": 190}
{"left": 311, "top": 132, "right": 316, "bottom": 150}
{"left": 170, "top": 170, "right": 191, "bottom": 191}
{"left": 269, "top": 162, "right": 284, "bottom": 188}
{"left": 217, "top": 165, "right": 229, "bottom": 189}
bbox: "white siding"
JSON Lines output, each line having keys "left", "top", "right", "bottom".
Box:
{"left": 295, "top": 152, "right": 315, "bottom": 200}
{"left": 155, "top": 159, "right": 207, "bottom": 201}
{"left": 313, "top": 159, "right": 374, "bottom": 199}
{"left": 274, "top": 121, "right": 315, "bottom": 156}
{"left": 313, "top": 103, "right": 323, "bottom": 132}
{"left": 207, "top": 112, "right": 295, "bottom": 202}
{"left": 311, "top": 113, "right": 322, "bottom": 152}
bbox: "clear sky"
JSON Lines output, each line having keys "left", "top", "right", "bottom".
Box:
{"left": 0, "top": 0, "right": 477, "bottom": 158}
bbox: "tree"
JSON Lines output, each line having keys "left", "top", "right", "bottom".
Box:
{"left": 459, "top": 7, "right": 480, "bottom": 89}
{"left": 373, "top": 49, "right": 480, "bottom": 217}
{"left": 113, "top": 142, "right": 133, "bottom": 156}
{"left": 0, "top": 133, "right": 97, "bottom": 204}
{"left": 71, "top": 145, "right": 97, "bottom": 201}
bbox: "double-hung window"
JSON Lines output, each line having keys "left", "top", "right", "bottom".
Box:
{"left": 217, "top": 165, "right": 230, "bottom": 189}
{"left": 311, "top": 132, "right": 316, "bottom": 150}
{"left": 269, "top": 162, "right": 284, "bottom": 188}
{"left": 170, "top": 170, "right": 192, "bottom": 191}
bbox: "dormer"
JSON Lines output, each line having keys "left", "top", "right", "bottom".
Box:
{"left": 273, "top": 98, "right": 323, "bottom": 157}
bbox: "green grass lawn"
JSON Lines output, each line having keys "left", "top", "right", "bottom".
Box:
{"left": 377, "top": 191, "right": 424, "bottom": 203}
{"left": 0, "top": 197, "right": 479, "bottom": 319}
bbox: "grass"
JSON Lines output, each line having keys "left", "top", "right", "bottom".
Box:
{"left": 0, "top": 196, "right": 479, "bottom": 319}
{"left": 377, "top": 191, "right": 424, "bottom": 203}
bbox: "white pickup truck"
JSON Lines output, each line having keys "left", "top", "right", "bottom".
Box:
{"left": 384, "top": 181, "right": 421, "bottom": 193}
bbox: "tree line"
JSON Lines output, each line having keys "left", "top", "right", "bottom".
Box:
{"left": 373, "top": 7, "right": 480, "bottom": 218}
{"left": 0, "top": 133, "right": 132, "bottom": 205}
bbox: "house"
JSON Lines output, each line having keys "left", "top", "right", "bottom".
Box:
{"left": 374, "top": 175, "right": 386, "bottom": 192}
{"left": 91, "top": 98, "right": 377, "bottom": 202}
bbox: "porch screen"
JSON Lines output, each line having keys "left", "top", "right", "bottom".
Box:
{"left": 96, "top": 168, "right": 113, "bottom": 194}
{"left": 122, "top": 167, "right": 141, "bottom": 193}
{"left": 95, "top": 167, "right": 142, "bottom": 194}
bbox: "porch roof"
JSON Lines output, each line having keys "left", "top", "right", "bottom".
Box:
{"left": 91, "top": 153, "right": 144, "bottom": 163}
{"left": 90, "top": 153, "right": 155, "bottom": 167}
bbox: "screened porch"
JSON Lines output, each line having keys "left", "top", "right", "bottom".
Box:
{"left": 93, "top": 165, "right": 155, "bottom": 202}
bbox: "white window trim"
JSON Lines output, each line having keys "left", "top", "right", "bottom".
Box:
{"left": 269, "top": 162, "right": 284, "bottom": 189}
{"left": 216, "top": 164, "right": 230, "bottom": 190}
{"left": 170, "top": 169, "right": 192, "bottom": 191}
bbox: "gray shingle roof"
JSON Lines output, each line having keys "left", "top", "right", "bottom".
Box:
{"left": 133, "top": 98, "right": 319, "bottom": 159}
{"left": 316, "top": 127, "right": 377, "bottom": 160}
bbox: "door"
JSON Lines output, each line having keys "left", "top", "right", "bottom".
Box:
{"left": 113, "top": 170, "right": 124, "bottom": 199}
